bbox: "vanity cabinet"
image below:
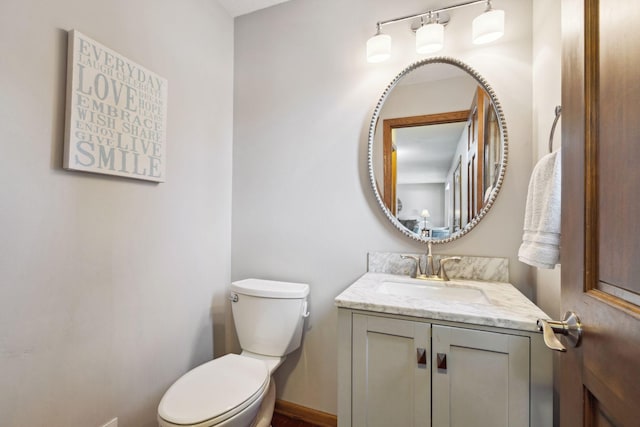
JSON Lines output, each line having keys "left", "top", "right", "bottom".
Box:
{"left": 339, "top": 310, "right": 552, "bottom": 427}
{"left": 431, "top": 325, "right": 529, "bottom": 427}
{"left": 352, "top": 315, "right": 431, "bottom": 427}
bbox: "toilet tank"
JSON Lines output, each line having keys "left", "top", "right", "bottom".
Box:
{"left": 230, "top": 279, "right": 310, "bottom": 357}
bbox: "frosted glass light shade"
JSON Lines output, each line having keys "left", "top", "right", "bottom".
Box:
{"left": 366, "top": 33, "right": 391, "bottom": 63}
{"left": 416, "top": 23, "right": 444, "bottom": 54}
{"left": 472, "top": 9, "right": 504, "bottom": 44}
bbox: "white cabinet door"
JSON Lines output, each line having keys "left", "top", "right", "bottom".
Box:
{"left": 431, "top": 325, "right": 530, "bottom": 427}
{"left": 352, "top": 314, "right": 431, "bottom": 427}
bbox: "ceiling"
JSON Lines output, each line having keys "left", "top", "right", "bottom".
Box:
{"left": 396, "top": 122, "right": 466, "bottom": 184}
{"left": 217, "top": 0, "right": 292, "bottom": 17}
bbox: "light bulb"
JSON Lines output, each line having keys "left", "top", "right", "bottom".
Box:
{"left": 416, "top": 23, "right": 444, "bottom": 54}
{"left": 472, "top": 8, "right": 505, "bottom": 44}
{"left": 366, "top": 33, "right": 391, "bottom": 63}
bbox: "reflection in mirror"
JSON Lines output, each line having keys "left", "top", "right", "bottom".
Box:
{"left": 369, "top": 58, "right": 507, "bottom": 243}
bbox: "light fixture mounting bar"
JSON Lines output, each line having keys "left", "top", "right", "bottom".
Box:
{"left": 375, "top": 0, "right": 486, "bottom": 28}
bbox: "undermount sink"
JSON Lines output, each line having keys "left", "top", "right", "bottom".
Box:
{"left": 376, "top": 280, "right": 489, "bottom": 304}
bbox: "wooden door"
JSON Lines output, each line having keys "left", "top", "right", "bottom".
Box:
{"left": 431, "top": 326, "right": 529, "bottom": 427}
{"left": 352, "top": 315, "right": 430, "bottom": 427}
{"left": 560, "top": 0, "right": 640, "bottom": 425}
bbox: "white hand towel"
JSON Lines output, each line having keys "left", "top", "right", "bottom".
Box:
{"left": 518, "top": 150, "right": 561, "bottom": 269}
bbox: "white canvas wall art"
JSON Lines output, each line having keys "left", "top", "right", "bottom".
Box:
{"left": 63, "top": 30, "right": 168, "bottom": 182}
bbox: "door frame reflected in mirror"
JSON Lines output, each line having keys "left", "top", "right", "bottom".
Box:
{"left": 383, "top": 110, "right": 470, "bottom": 216}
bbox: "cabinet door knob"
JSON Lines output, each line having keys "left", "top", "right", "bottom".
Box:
{"left": 416, "top": 347, "right": 427, "bottom": 366}
{"left": 437, "top": 353, "right": 447, "bottom": 370}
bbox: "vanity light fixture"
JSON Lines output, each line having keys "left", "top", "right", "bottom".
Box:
{"left": 366, "top": 0, "right": 505, "bottom": 63}
{"left": 472, "top": 0, "right": 505, "bottom": 44}
{"left": 416, "top": 15, "right": 445, "bottom": 54}
{"left": 366, "top": 24, "right": 392, "bottom": 63}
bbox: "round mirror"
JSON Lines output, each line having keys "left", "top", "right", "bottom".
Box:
{"left": 368, "top": 57, "right": 508, "bottom": 244}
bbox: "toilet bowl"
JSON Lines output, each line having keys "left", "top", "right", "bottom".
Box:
{"left": 158, "top": 279, "right": 309, "bottom": 427}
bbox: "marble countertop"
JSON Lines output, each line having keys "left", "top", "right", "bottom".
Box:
{"left": 335, "top": 272, "right": 550, "bottom": 332}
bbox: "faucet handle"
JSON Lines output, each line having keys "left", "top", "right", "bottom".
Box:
{"left": 438, "top": 256, "right": 461, "bottom": 281}
{"left": 401, "top": 255, "right": 422, "bottom": 277}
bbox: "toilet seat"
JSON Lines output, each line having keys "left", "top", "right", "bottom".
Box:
{"left": 158, "top": 354, "right": 270, "bottom": 427}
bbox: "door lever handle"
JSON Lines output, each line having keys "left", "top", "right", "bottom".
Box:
{"left": 537, "top": 311, "right": 582, "bottom": 352}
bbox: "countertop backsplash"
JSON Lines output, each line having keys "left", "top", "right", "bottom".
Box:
{"left": 367, "top": 251, "right": 510, "bottom": 283}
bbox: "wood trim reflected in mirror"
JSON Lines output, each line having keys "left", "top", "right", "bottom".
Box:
{"left": 453, "top": 156, "right": 462, "bottom": 231}
{"left": 382, "top": 110, "right": 469, "bottom": 216}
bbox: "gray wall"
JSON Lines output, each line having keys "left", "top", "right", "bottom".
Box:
{"left": 233, "top": 0, "right": 534, "bottom": 414}
{"left": 0, "top": 0, "right": 233, "bottom": 426}
{"left": 532, "top": 0, "right": 562, "bottom": 319}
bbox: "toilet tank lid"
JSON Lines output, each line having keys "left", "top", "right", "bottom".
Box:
{"left": 231, "top": 278, "right": 309, "bottom": 298}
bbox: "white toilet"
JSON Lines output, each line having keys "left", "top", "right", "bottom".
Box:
{"left": 157, "top": 279, "right": 310, "bottom": 427}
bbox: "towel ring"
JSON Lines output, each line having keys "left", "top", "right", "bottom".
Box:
{"left": 548, "top": 105, "right": 562, "bottom": 153}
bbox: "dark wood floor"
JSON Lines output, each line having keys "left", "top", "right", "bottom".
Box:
{"left": 271, "top": 412, "right": 321, "bottom": 427}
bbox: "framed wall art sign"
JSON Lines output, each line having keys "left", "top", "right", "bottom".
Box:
{"left": 63, "top": 30, "right": 168, "bottom": 182}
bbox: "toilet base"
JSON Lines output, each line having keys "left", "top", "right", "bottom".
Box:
{"left": 251, "top": 379, "right": 276, "bottom": 427}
